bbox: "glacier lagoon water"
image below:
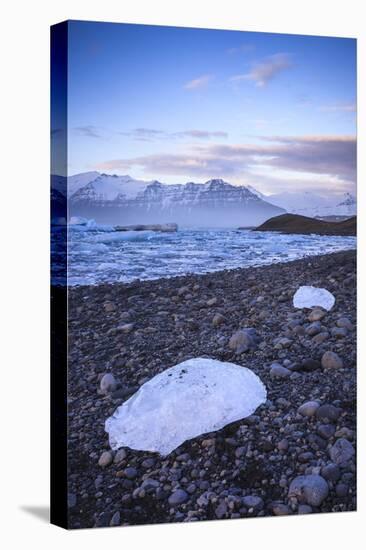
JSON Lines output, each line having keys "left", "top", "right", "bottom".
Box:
{"left": 52, "top": 225, "right": 356, "bottom": 286}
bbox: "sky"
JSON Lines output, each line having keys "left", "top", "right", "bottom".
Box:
{"left": 60, "top": 20, "right": 356, "bottom": 196}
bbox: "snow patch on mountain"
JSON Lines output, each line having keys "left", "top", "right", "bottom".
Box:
{"left": 68, "top": 171, "right": 100, "bottom": 197}
{"left": 246, "top": 185, "right": 266, "bottom": 200}
{"left": 69, "top": 173, "right": 150, "bottom": 200}
{"left": 267, "top": 191, "right": 356, "bottom": 218}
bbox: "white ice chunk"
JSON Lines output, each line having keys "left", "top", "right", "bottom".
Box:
{"left": 105, "top": 357, "right": 267, "bottom": 456}
{"left": 293, "top": 285, "right": 335, "bottom": 311}
{"left": 69, "top": 216, "right": 88, "bottom": 225}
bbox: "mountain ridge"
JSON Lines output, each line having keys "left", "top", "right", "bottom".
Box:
{"left": 51, "top": 172, "right": 285, "bottom": 227}
{"left": 51, "top": 171, "right": 356, "bottom": 227}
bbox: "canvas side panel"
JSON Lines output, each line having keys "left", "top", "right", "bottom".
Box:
{"left": 50, "top": 20, "right": 68, "bottom": 529}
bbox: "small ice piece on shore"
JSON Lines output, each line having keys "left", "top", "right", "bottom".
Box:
{"left": 105, "top": 358, "right": 267, "bottom": 456}
{"left": 293, "top": 286, "right": 335, "bottom": 311}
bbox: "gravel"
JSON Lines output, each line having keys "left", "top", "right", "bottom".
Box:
{"left": 66, "top": 250, "right": 356, "bottom": 528}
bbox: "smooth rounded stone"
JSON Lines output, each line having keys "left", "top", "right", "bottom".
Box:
{"left": 109, "top": 511, "right": 121, "bottom": 527}
{"left": 298, "top": 504, "right": 313, "bottom": 514}
{"left": 100, "top": 373, "right": 117, "bottom": 393}
{"left": 317, "top": 423, "right": 336, "bottom": 439}
{"left": 242, "top": 495, "right": 264, "bottom": 510}
{"left": 196, "top": 491, "right": 212, "bottom": 507}
{"left": 337, "top": 317, "right": 352, "bottom": 330}
{"left": 288, "top": 319, "right": 301, "bottom": 330}
{"left": 235, "top": 446, "right": 246, "bottom": 458}
{"left": 123, "top": 467, "right": 138, "bottom": 479}
{"left": 331, "top": 327, "right": 348, "bottom": 339}
{"left": 306, "top": 321, "right": 322, "bottom": 336}
{"left": 301, "top": 359, "right": 321, "bottom": 372}
{"left": 98, "top": 451, "right": 113, "bottom": 468}
{"left": 141, "top": 478, "right": 160, "bottom": 491}
{"left": 277, "top": 438, "right": 289, "bottom": 451}
{"left": 321, "top": 463, "right": 341, "bottom": 482}
{"left": 287, "top": 362, "right": 302, "bottom": 372}
{"left": 272, "top": 503, "right": 290, "bottom": 516}
{"left": 315, "top": 404, "right": 341, "bottom": 423}
{"left": 321, "top": 351, "right": 344, "bottom": 370}
{"left": 119, "top": 311, "right": 130, "bottom": 320}
{"left": 258, "top": 308, "right": 271, "bottom": 320}
{"left": 274, "top": 337, "right": 293, "bottom": 349}
{"left": 168, "top": 489, "right": 189, "bottom": 506}
{"left": 288, "top": 475, "right": 329, "bottom": 507}
{"left": 298, "top": 401, "right": 320, "bottom": 417}
{"left": 186, "top": 483, "right": 197, "bottom": 495}
{"left": 141, "top": 457, "right": 156, "bottom": 469}
{"left": 212, "top": 313, "right": 226, "bottom": 327}
{"left": 228, "top": 329, "right": 259, "bottom": 353}
{"left": 329, "top": 438, "right": 355, "bottom": 466}
{"left": 206, "top": 297, "right": 218, "bottom": 307}
{"left": 215, "top": 501, "right": 228, "bottom": 519}
{"left": 261, "top": 439, "right": 274, "bottom": 452}
{"left": 335, "top": 427, "right": 354, "bottom": 440}
{"left": 293, "top": 325, "right": 305, "bottom": 336}
{"left": 117, "top": 323, "right": 135, "bottom": 333}
{"left": 177, "top": 285, "right": 190, "bottom": 297}
{"left": 298, "top": 451, "right": 315, "bottom": 463}
{"left": 335, "top": 483, "right": 349, "bottom": 497}
{"left": 308, "top": 308, "right": 327, "bottom": 322}
{"left": 113, "top": 448, "right": 127, "bottom": 463}
{"left": 270, "top": 364, "right": 292, "bottom": 379}
{"left": 312, "top": 332, "right": 329, "bottom": 345}
{"left": 104, "top": 302, "right": 116, "bottom": 313}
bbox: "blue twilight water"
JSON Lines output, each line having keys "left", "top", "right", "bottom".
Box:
{"left": 51, "top": 223, "right": 356, "bottom": 286}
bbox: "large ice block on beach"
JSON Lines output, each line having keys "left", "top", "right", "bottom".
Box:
{"left": 293, "top": 285, "right": 335, "bottom": 311}
{"left": 105, "top": 358, "right": 267, "bottom": 456}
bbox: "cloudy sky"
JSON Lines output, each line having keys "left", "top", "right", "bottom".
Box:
{"left": 64, "top": 21, "right": 356, "bottom": 196}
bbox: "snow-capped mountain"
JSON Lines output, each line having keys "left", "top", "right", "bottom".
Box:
{"left": 53, "top": 172, "right": 285, "bottom": 227}
{"left": 67, "top": 171, "right": 100, "bottom": 197}
{"left": 266, "top": 190, "right": 356, "bottom": 218}
{"left": 245, "top": 185, "right": 266, "bottom": 200}
{"left": 67, "top": 172, "right": 149, "bottom": 200}
{"left": 51, "top": 172, "right": 356, "bottom": 226}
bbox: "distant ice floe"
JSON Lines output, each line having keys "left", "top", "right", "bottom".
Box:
{"left": 69, "top": 216, "right": 89, "bottom": 225}
{"left": 293, "top": 285, "right": 335, "bottom": 311}
{"left": 69, "top": 217, "right": 114, "bottom": 232}
{"left": 105, "top": 358, "right": 267, "bottom": 456}
{"left": 93, "top": 230, "right": 156, "bottom": 243}
{"left": 63, "top": 225, "right": 356, "bottom": 286}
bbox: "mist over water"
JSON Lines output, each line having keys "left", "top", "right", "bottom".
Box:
{"left": 51, "top": 225, "right": 356, "bottom": 286}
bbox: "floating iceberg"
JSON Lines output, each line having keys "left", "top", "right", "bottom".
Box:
{"left": 105, "top": 358, "right": 267, "bottom": 456}
{"left": 69, "top": 218, "right": 114, "bottom": 232}
{"left": 293, "top": 285, "right": 335, "bottom": 311}
{"left": 69, "top": 216, "right": 89, "bottom": 226}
